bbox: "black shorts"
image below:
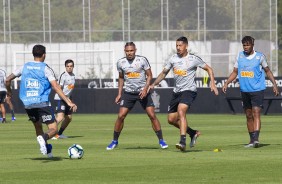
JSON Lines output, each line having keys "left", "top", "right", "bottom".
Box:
{"left": 0, "top": 91, "right": 6, "bottom": 104}
{"left": 55, "top": 100, "right": 72, "bottom": 115}
{"left": 241, "top": 90, "right": 264, "bottom": 109}
{"left": 168, "top": 90, "right": 197, "bottom": 113}
{"left": 120, "top": 92, "right": 155, "bottom": 110}
{"left": 25, "top": 106, "right": 55, "bottom": 124}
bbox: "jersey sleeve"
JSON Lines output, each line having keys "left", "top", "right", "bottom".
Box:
{"left": 260, "top": 54, "right": 268, "bottom": 68}
{"left": 142, "top": 57, "right": 151, "bottom": 71}
{"left": 163, "top": 56, "right": 173, "bottom": 70}
{"left": 116, "top": 60, "right": 122, "bottom": 73}
{"left": 233, "top": 53, "right": 239, "bottom": 68}
{"left": 45, "top": 65, "right": 56, "bottom": 82}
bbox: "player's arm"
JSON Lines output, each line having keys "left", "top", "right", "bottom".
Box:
{"left": 139, "top": 68, "right": 152, "bottom": 99}
{"left": 150, "top": 68, "right": 170, "bottom": 89}
{"left": 202, "top": 64, "right": 218, "bottom": 95}
{"left": 50, "top": 80, "right": 77, "bottom": 112}
{"left": 264, "top": 67, "right": 279, "bottom": 96}
{"left": 115, "top": 72, "right": 124, "bottom": 104}
{"left": 5, "top": 74, "right": 17, "bottom": 97}
{"left": 222, "top": 67, "right": 238, "bottom": 94}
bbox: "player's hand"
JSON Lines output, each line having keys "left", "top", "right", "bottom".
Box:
{"left": 222, "top": 84, "right": 228, "bottom": 94}
{"left": 115, "top": 95, "right": 121, "bottom": 104}
{"left": 147, "top": 84, "right": 155, "bottom": 93}
{"left": 69, "top": 103, "right": 77, "bottom": 112}
{"left": 139, "top": 88, "right": 148, "bottom": 99}
{"left": 273, "top": 86, "right": 279, "bottom": 96}
{"left": 210, "top": 84, "right": 219, "bottom": 95}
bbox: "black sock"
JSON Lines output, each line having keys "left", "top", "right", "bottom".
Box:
{"left": 11, "top": 110, "right": 15, "bottom": 117}
{"left": 43, "top": 133, "right": 49, "bottom": 141}
{"left": 58, "top": 128, "right": 65, "bottom": 135}
{"left": 187, "top": 127, "right": 196, "bottom": 137}
{"left": 113, "top": 131, "right": 120, "bottom": 141}
{"left": 249, "top": 132, "right": 256, "bottom": 143}
{"left": 254, "top": 130, "right": 260, "bottom": 141}
{"left": 180, "top": 135, "right": 186, "bottom": 145}
{"left": 155, "top": 130, "right": 163, "bottom": 140}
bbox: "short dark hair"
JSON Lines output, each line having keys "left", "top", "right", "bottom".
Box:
{"left": 32, "top": 44, "right": 46, "bottom": 58}
{"left": 176, "top": 36, "right": 188, "bottom": 44}
{"left": 241, "top": 36, "right": 255, "bottom": 45}
{"left": 65, "top": 59, "right": 74, "bottom": 67}
{"left": 124, "top": 42, "right": 136, "bottom": 47}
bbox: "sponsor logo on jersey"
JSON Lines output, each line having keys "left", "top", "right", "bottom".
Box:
{"left": 173, "top": 68, "right": 187, "bottom": 76}
{"left": 27, "top": 66, "right": 40, "bottom": 70}
{"left": 240, "top": 71, "right": 254, "bottom": 78}
{"left": 26, "top": 90, "right": 39, "bottom": 97}
{"left": 25, "top": 79, "right": 40, "bottom": 89}
{"left": 126, "top": 72, "right": 141, "bottom": 78}
{"left": 67, "top": 84, "right": 75, "bottom": 90}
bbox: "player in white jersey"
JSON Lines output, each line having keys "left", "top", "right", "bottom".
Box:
{"left": 106, "top": 42, "right": 168, "bottom": 150}
{"left": 150, "top": 36, "right": 218, "bottom": 151}
{"left": 0, "top": 68, "right": 7, "bottom": 123}
{"left": 52, "top": 59, "right": 76, "bottom": 139}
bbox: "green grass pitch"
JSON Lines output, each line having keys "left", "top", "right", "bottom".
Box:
{"left": 0, "top": 113, "right": 282, "bottom": 184}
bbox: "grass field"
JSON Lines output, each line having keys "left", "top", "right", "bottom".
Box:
{"left": 0, "top": 113, "right": 282, "bottom": 184}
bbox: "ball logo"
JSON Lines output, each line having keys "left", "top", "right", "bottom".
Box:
{"left": 25, "top": 79, "right": 40, "bottom": 89}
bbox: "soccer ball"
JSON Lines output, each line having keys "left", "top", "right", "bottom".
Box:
{"left": 68, "top": 144, "right": 84, "bottom": 159}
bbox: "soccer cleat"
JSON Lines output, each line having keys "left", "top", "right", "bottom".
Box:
{"left": 175, "top": 143, "right": 186, "bottom": 151}
{"left": 46, "top": 144, "right": 53, "bottom": 158}
{"left": 159, "top": 139, "right": 168, "bottom": 149}
{"left": 106, "top": 140, "right": 118, "bottom": 150}
{"left": 11, "top": 117, "right": 16, "bottom": 121}
{"left": 253, "top": 141, "right": 260, "bottom": 148}
{"left": 244, "top": 142, "right": 254, "bottom": 148}
{"left": 37, "top": 135, "right": 47, "bottom": 155}
{"left": 2, "top": 118, "right": 6, "bottom": 123}
{"left": 58, "top": 134, "right": 68, "bottom": 139}
{"left": 190, "top": 130, "right": 201, "bottom": 148}
{"left": 51, "top": 134, "right": 60, "bottom": 140}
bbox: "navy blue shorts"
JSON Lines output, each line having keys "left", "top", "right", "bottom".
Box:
{"left": 55, "top": 100, "right": 72, "bottom": 115}
{"left": 0, "top": 91, "right": 6, "bottom": 104}
{"left": 168, "top": 90, "right": 197, "bottom": 113}
{"left": 241, "top": 90, "right": 264, "bottom": 109}
{"left": 25, "top": 106, "right": 55, "bottom": 124}
{"left": 120, "top": 92, "right": 155, "bottom": 110}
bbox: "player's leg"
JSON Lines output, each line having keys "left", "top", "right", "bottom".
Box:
{"left": 0, "top": 103, "right": 6, "bottom": 123}
{"left": 145, "top": 106, "right": 168, "bottom": 149}
{"left": 0, "top": 92, "right": 6, "bottom": 123}
{"left": 175, "top": 103, "right": 188, "bottom": 151}
{"left": 5, "top": 96, "right": 16, "bottom": 121}
{"left": 57, "top": 114, "right": 72, "bottom": 138}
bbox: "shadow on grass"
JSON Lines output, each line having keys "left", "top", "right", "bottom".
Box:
{"left": 64, "top": 135, "right": 84, "bottom": 139}
{"left": 27, "top": 157, "right": 64, "bottom": 162}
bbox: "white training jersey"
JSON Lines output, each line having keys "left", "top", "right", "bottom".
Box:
{"left": 54, "top": 71, "right": 75, "bottom": 100}
{"left": 164, "top": 53, "right": 206, "bottom": 93}
{"left": 0, "top": 69, "right": 7, "bottom": 92}
{"left": 117, "top": 55, "right": 150, "bottom": 93}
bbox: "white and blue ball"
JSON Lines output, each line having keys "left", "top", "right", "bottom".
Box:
{"left": 68, "top": 144, "right": 84, "bottom": 159}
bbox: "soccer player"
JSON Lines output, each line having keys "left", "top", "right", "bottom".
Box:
{"left": 222, "top": 36, "right": 279, "bottom": 148}
{"left": 150, "top": 36, "right": 218, "bottom": 151}
{"left": 5, "top": 44, "right": 77, "bottom": 157}
{"left": 106, "top": 42, "right": 168, "bottom": 150}
{"left": 52, "top": 59, "right": 75, "bottom": 139}
{"left": 0, "top": 68, "right": 7, "bottom": 123}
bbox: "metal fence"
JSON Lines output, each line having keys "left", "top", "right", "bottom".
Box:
{"left": 0, "top": 0, "right": 278, "bottom": 78}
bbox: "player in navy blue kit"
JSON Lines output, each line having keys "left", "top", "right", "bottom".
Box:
{"left": 222, "top": 36, "right": 279, "bottom": 148}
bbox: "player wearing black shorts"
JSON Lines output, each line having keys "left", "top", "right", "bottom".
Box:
{"left": 150, "top": 36, "right": 219, "bottom": 151}
{"left": 106, "top": 42, "right": 168, "bottom": 150}
{"left": 52, "top": 59, "right": 75, "bottom": 139}
{"left": 5, "top": 45, "right": 77, "bottom": 158}
{"left": 0, "top": 68, "right": 7, "bottom": 123}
